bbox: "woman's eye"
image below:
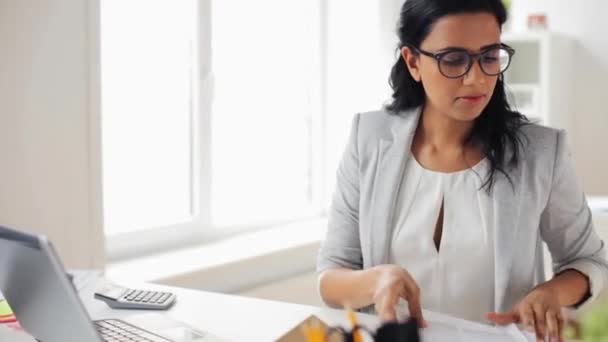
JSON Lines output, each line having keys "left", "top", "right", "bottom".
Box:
{"left": 482, "top": 49, "right": 501, "bottom": 61}
{"left": 442, "top": 55, "right": 467, "bottom": 66}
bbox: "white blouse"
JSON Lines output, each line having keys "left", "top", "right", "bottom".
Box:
{"left": 389, "top": 155, "right": 495, "bottom": 323}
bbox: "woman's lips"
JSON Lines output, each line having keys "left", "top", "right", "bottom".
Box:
{"left": 459, "top": 95, "right": 486, "bottom": 104}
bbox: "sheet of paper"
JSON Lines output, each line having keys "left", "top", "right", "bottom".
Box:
{"left": 396, "top": 304, "right": 536, "bottom": 342}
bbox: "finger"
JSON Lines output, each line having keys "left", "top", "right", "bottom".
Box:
{"left": 546, "top": 310, "right": 559, "bottom": 341}
{"left": 406, "top": 293, "right": 427, "bottom": 328}
{"left": 532, "top": 303, "right": 547, "bottom": 341}
{"left": 380, "top": 308, "right": 396, "bottom": 322}
{"left": 376, "top": 291, "right": 400, "bottom": 322}
{"left": 557, "top": 312, "right": 565, "bottom": 342}
{"left": 377, "top": 298, "right": 397, "bottom": 322}
{"left": 376, "top": 304, "right": 396, "bottom": 322}
{"left": 512, "top": 311, "right": 522, "bottom": 324}
{"left": 485, "top": 311, "right": 518, "bottom": 325}
{"left": 401, "top": 283, "right": 426, "bottom": 328}
{"left": 520, "top": 306, "right": 536, "bottom": 333}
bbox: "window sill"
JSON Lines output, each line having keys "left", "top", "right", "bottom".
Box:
{"left": 105, "top": 218, "right": 327, "bottom": 293}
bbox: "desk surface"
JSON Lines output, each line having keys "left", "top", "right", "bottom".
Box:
{"left": 1, "top": 272, "right": 537, "bottom": 341}
{"left": 82, "top": 275, "right": 379, "bottom": 341}
{"left": 80, "top": 274, "right": 537, "bottom": 342}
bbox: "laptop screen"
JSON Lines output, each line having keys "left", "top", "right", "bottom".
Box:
{"left": 0, "top": 225, "right": 103, "bottom": 342}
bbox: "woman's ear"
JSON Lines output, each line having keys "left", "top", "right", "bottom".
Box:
{"left": 401, "top": 46, "right": 421, "bottom": 82}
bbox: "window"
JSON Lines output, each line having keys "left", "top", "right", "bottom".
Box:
{"left": 101, "top": 0, "right": 197, "bottom": 236}
{"left": 210, "top": 1, "right": 323, "bottom": 226}
{"left": 101, "top": 0, "right": 396, "bottom": 259}
{"left": 101, "top": 0, "right": 325, "bottom": 258}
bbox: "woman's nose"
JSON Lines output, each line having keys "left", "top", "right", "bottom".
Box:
{"left": 462, "top": 59, "right": 487, "bottom": 85}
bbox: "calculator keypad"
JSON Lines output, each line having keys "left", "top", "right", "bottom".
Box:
{"left": 123, "top": 290, "right": 172, "bottom": 305}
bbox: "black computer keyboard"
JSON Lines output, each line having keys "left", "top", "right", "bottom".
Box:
{"left": 95, "top": 319, "right": 172, "bottom": 342}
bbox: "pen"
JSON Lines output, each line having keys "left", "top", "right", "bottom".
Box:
{"left": 345, "top": 304, "right": 362, "bottom": 342}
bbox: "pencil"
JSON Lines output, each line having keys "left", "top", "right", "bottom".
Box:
{"left": 344, "top": 304, "right": 362, "bottom": 342}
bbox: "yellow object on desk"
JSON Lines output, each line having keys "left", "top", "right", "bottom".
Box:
{"left": 302, "top": 321, "right": 325, "bottom": 342}
{"left": 276, "top": 315, "right": 331, "bottom": 342}
{"left": 0, "top": 300, "right": 13, "bottom": 317}
{"left": 345, "top": 305, "right": 362, "bottom": 342}
{"left": 0, "top": 300, "right": 17, "bottom": 324}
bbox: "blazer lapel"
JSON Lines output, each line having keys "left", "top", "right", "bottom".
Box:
{"left": 489, "top": 163, "right": 523, "bottom": 313}
{"left": 369, "top": 107, "right": 421, "bottom": 265}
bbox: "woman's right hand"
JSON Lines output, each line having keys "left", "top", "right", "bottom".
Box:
{"left": 372, "top": 264, "right": 427, "bottom": 327}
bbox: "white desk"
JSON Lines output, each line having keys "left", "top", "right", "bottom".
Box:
{"left": 1, "top": 272, "right": 537, "bottom": 341}
{"left": 78, "top": 274, "right": 537, "bottom": 342}
{"left": 80, "top": 275, "right": 380, "bottom": 341}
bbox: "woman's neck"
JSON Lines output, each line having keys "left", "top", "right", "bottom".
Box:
{"left": 417, "top": 106, "right": 476, "bottom": 149}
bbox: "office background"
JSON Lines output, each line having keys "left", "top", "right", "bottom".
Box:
{"left": 1, "top": 0, "right": 607, "bottom": 307}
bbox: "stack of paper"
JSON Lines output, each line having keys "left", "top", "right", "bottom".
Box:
{"left": 396, "top": 306, "right": 536, "bottom": 342}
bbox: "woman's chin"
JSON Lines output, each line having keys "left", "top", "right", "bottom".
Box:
{"left": 451, "top": 108, "right": 484, "bottom": 122}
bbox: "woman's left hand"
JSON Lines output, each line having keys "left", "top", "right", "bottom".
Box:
{"left": 486, "top": 285, "right": 564, "bottom": 342}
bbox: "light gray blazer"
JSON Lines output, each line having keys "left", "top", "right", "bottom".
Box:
{"left": 317, "top": 107, "right": 608, "bottom": 313}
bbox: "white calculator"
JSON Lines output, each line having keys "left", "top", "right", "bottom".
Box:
{"left": 94, "top": 282, "right": 176, "bottom": 310}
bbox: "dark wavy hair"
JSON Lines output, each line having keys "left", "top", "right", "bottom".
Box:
{"left": 385, "top": 0, "right": 529, "bottom": 191}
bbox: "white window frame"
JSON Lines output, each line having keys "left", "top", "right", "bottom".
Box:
{"left": 105, "top": 0, "right": 329, "bottom": 262}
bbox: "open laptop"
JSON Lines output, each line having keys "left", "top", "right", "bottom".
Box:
{"left": 0, "top": 225, "right": 222, "bottom": 342}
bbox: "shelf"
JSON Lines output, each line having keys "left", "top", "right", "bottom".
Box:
{"left": 501, "top": 31, "right": 574, "bottom": 131}
{"left": 504, "top": 83, "right": 540, "bottom": 118}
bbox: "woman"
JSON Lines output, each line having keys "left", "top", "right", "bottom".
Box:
{"left": 317, "top": 0, "right": 608, "bottom": 341}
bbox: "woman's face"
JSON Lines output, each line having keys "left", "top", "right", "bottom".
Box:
{"left": 402, "top": 13, "right": 502, "bottom": 122}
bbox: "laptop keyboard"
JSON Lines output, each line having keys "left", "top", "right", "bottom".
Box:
{"left": 95, "top": 319, "right": 172, "bottom": 342}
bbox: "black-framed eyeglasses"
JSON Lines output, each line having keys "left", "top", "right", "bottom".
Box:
{"left": 410, "top": 43, "right": 515, "bottom": 79}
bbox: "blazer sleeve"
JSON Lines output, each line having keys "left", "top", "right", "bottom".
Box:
{"left": 540, "top": 129, "right": 608, "bottom": 309}
{"left": 317, "top": 114, "right": 363, "bottom": 273}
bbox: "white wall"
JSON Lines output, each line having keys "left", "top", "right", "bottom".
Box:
{"left": 509, "top": 1, "right": 608, "bottom": 195}
{"left": 0, "top": 0, "right": 104, "bottom": 268}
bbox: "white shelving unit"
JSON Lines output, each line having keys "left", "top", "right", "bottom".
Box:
{"left": 502, "top": 31, "right": 575, "bottom": 131}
